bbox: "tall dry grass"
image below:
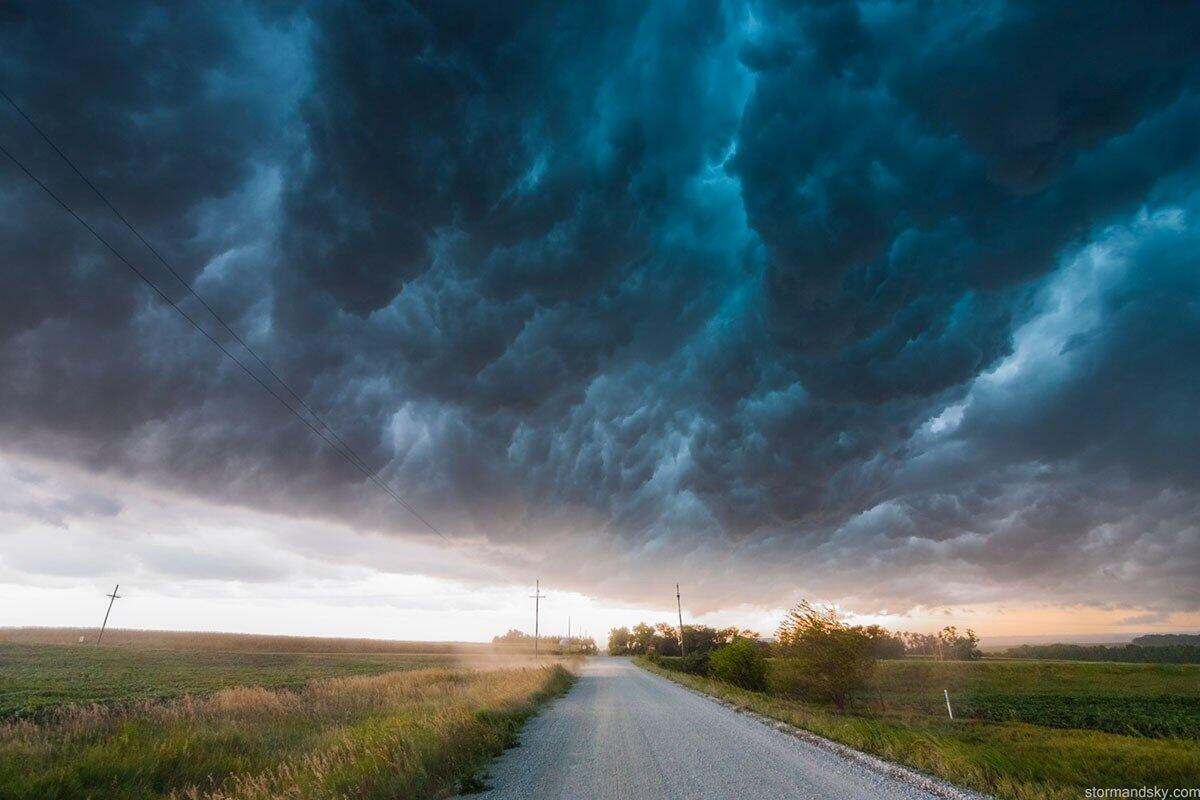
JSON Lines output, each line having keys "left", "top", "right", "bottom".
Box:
{"left": 0, "top": 664, "right": 574, "bottom": 800}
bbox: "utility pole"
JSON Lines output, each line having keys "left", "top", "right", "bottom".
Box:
{"left": 529, "top": 580, "right": 546, "bottom": 658}
{"left": 676, "top": 583, "right": 686, "bottom": 657}
{"left": 97, "top": 583, "right": 121, "bottom": 645}
{"left": 568, "top": 615, "right": 571, "bottom": 641}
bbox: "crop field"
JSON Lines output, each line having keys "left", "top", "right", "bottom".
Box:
{"left": 645, "top": 657, "right": 1200, "bottom": 800}
{"left": 865, "top": 659, "right": 1200, "bottom": 738}
{"left": 0, "top": 629, "right": 575, "bottom": 800}
{"left": 0, "top": 642, "right": 466, "bottom": 718}
{"left": 0, "top": 628, "right": 546, "bottom": 719}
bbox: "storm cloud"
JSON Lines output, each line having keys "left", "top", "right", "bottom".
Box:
{"left": 1, "top": 0, "right": 1198, "bottom": 616}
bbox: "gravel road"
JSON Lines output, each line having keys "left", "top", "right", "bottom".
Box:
{"left": 460, "top": 656, "right": 963, "bottom": 800}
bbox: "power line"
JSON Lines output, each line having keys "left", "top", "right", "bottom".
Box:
{"left": 0, "top": 89, "right": 432, "bottom": 529}
{"left": 0, "top": 89, "right": 377, "bottom": 481}
{"left": 0, "top": 118, "right": 446, "bottom": 539}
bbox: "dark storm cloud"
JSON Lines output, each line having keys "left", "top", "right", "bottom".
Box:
{"left": 2, "top": 0, "right": 1198, "bottom": 614}
{"left": 733, "top": 0, "right": 1200, "bottom": 400}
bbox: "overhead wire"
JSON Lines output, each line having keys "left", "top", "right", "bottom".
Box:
{"left": 0, "top": 94, "right": 447, "bottom": 540}
{"left": 0, "top": 89, "right": 377, "bottom": 479}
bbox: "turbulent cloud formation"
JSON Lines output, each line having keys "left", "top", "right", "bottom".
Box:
{"left": 1, "top": 0, "right": 1198, "bottom": 617}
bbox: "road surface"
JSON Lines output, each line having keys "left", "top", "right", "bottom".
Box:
{"left": 460, "top": 657, "right": 963, "bottom": 800}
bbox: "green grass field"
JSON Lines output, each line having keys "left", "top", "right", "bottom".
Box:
{"left": 0, "top": 630, "right": 575, "bottom": 800}
{"left": 0, "top": 642, "right": 466, "bottom": 718}
{"left": 643, "top": 656, "right": 1200, "bottom": 800}
{"left": 836, "top": 658, "right": 1200, "bottom": 738}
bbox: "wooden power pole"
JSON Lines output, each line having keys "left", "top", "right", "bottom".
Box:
{"left": 676, "top": 583, "right": 686, "bottom": 657}
{"left": 529, "top": 580, "right": 546, "bottom": 658}
{"left": 97, "top": 583, "right": 121, "bottom": 645}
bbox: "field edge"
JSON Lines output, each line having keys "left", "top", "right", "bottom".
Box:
{"left": 0, "top": 662, "right": 581, "bottom": 800}
{"left": 456, "top": 663, "right": 580, "bottom": 795}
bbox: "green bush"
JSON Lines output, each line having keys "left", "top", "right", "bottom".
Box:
{"left": 655, "top": 654, "right": 709, "bottom": 676}
{"left": 765, "top": 657, "right": 815, "bottom": 698}
{"left": 776, "top": 601, "right": 876, "bottom": 709}
{"left": 667, "top": 652, "right": 708, "bottom": 676}
{"left": 680, "top": 652, "right": 711, "bottom": 675}
{"left": 709, "top": 639, "right": 766, "bottom": 690}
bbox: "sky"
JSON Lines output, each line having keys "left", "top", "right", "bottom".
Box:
{"left": 1, "top": 1, "right": 1198, "bottom": 643}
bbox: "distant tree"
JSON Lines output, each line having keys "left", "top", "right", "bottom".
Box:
{"left": 776, "top": 601, "right": 876, "bottom": 709}
{"left": 937, "top": 626, "right": 982, "bottom": 661}
{"left": 900, "top": 631, "right": 939, "bottom": 656}
{"left": 678, "top": 624, "right": 762, "bottom": 655}
{"left": 852, "top": 624, "right": 906, "bottom": 659}
{"left": 607, "top": 627, "right": 631, "bottom": 655}
{"left": 896, "top": 628, "right": 980, "bottom": 660}
{"left": 1131, "top": 633, "right": 1200, "bottom": 647}
{"left": 614, "top": 620, "right": 768, "bottom": 658}
{"left": 630, "top": 622, "right": 657, "bottom": 655}
{"left": 1001, "top": 643, "right": 1200, "bottom": 664}
{"left": 682, "top": 625, "right": 720, "bottom": 654}
{"left": 709, "top": 638, "right": 767, "bottom": 690}
{"left": 492, "top": 629, "right": 534, "bottom": 644}
{"left": 652, "top": 622, "right": 681, "bottom": 656}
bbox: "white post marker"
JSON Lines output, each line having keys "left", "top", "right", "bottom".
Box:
{"left": 944, "top": 688, "right": 954, "bottom": 720}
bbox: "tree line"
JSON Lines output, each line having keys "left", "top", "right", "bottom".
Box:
{"left": 491, "top": 629, "right": 598, "bottom": 655}
{"left": 1000, "top": 643, "right": 1200, "bottom": 664}
{"left": 611, "top": 601, "right": 981, "bottom": 710}
{"left": 1130, "top": 633, "right": 1200, "bottom": 647}
{"left": 607, "top": 616, "right": 980, "bottom": 662}
{"left": 606, "top": 623, "right": 760, "bottom": 657}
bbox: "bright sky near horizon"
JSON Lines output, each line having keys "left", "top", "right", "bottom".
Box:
{"left": 4, "top": 450, "right": 1196, "bottom": 643}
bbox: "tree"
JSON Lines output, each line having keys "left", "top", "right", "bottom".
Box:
{"left": 630, "top": 622, "right": 657, "bottom": 654}
{"left": 897, "top": 627, "right": 981, "bottom": 660}
{"left": 613, "top": 620, "right": 765, "bottom": 657}
{"left": 654, "top": 622, "right": 682, "bottom": 656}
{"left": 853, "top": 624, "right": 906, "bottom": 659}
{"left": 681, "top": 625, "right": 761, "bottom": 655}
{"left": 682, "top": 625, "right": 721, "bottom": 655}
{"left": 937, "top": 626, "right": 982, "bottom": 661}
{"left": 709, "top": 638, "right": 767, "bottom": 690}
{"left": 607, "top": 627, "right": 631, "bottom": 655}
{"left": 776, "top": 601, "right": 876, "bottom": 709}
{"left": 900, "top": 631, "right": 939, "bottom": 656}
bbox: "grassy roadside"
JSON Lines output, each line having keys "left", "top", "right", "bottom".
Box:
{"left": 0, "top": 664, "right": 575, "bottom": 800}
{"left": 635, "top": 657, "right": 1200, "bottom": 800}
